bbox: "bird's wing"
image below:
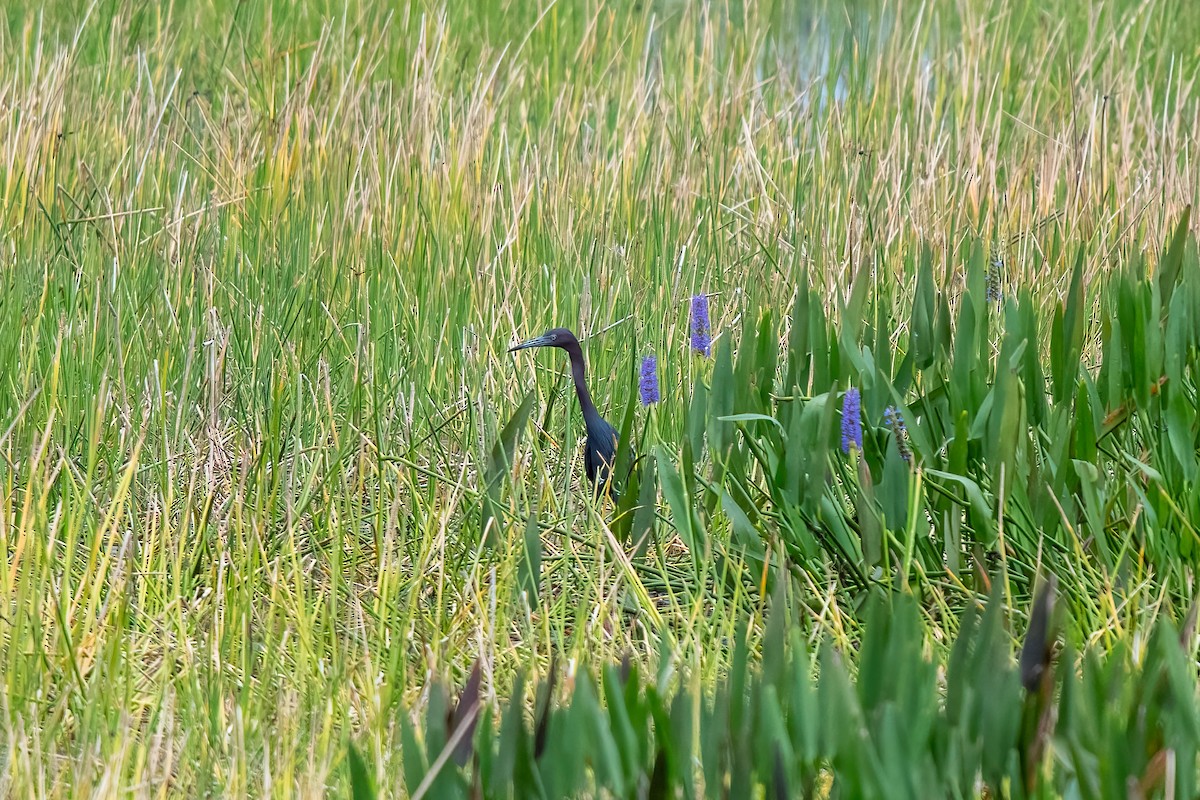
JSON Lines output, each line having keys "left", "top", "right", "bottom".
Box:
{"left": 586, "top": 421, "right": 619, "bottom": 494}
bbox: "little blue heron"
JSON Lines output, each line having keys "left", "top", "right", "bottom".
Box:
{"left": 509, "top": 327, "right": 618, "bottom": 496}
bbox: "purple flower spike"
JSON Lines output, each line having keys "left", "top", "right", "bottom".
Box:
{"left": 841, "top": 387, "right": 862, "bottom": 454}
{"left": 639, "top": 355, "right": 660, "bottom": 405}
{"left": 986, "top": 255, "right": 1003, "bottom": 303}
{"left": 690, "top": 294, "right": 711, "bottom": 356}
{"left": 884, "top": 405, "right": 912, "bottom": 464}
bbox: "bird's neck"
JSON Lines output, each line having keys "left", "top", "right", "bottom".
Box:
{"left": 564, "top": 341, "right": 600, "bottom": 421}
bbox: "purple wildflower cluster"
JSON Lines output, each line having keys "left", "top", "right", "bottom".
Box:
{"left": 690, "top": 294, "right": 711, "bottom": 356}
{"left": 884, "top": 405, "right": 912, "bottom": 464}
{"left": 841, "top": 387, "right": 862, "bottom": 454}
{"left": 639, "top": 355, "right": 660, "bottom": 405}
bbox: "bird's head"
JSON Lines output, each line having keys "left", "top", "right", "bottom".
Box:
{"left": 508, "top": 327, "right": 579, "bottom": 352}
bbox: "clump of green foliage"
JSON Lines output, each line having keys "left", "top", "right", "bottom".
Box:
{"left": 358, "top": 584, "right": 1199, "bottom": 798}
{"left": 632, "top": 213, "right": 1200, "bottom": 615}
{"left": 2, "top": 0, "right": 1199, "bottom": 794}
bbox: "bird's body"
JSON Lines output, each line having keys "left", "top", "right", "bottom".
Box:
{"left": 583, "top": 414, "right": 619, "bottom": 490}
{"left": 509, "top": 327, "right": 618, "bottom": 496}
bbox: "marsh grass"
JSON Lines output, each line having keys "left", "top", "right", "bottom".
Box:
{"left": 1, "top": 0, "right": 1198, "bottom": 794}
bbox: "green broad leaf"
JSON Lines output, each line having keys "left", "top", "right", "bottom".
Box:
{"left": 718, "top": 412, "right": 786, "bottom": 432}
{"left": 1152, "top": 620, "right": 1200, "bottom": 741}
{"left": 781, "top": 393, "right": 806, "bottom": 507}
{"left": 878, "top": 442, "right": 910, "bottom": 532}
{"left": 512, "top": 715, "right": 547, "bottom": 800}
{"left": 811, "top": 301, "right": 831, "bottom": 393}
{"left": 756, "top": 686, "right": 794, "bottom": 796}
{"left": 630, "top": 457, "right": 658, "bottom": 560}
{"left": 855, "top": 455, "right": 883, "bottom": 568}
{"left": 421, "top": 685, "right": 461, "bottom": 798}
{"left": 856, "top": 594, "right": 892, "bottom": 712}
{"left": 537, "top": 701, "right": 581, "bottom": 799}
{"left": 1073, "top": 379, "right": 1098, "bottom": 464}
{"left": 910, "top": 243, "right": 937, "bottom": 369}
{"left": 491, "top": 673, "right": 527, "bottom": 795}
{"left": 720, "top": 443, "right": 760, "bottom": 521}
{"left": 575, "top": 674, "right": 625, "bottom": 796}
{"left": 727, "top": 618, "right": 753, "bottom": 788}
{"left": 844, "top": 259, "right": 872, "bottom": 332}
{"left": 1054, "top": 249, "right": 1087, "bottom": 402}
{"left": 1121, "top": 452, "right": 1164, "bottom": 484}
{"left": 944, "top": 602, "right": 979, "bottom": 724}
{"left": 1100, "top": 308, "right": 1124, "bottom": 408}
{"left": 613, "top": 455, "right": 640, "bottom": 544}
{"left": 951, "top": 292, "right": 981, "bottom": 418}
{"left": 533, "top": 662, "right": 556, "bottom": 763}
{"left": 347, "top": 742, "right": 376, "bottom": 800}
{"left": 482, "top": 390, "right": 537, "bottom": 546}
{"left": 425, "top": 683, "right": 450, "bottom": 756}
{"left": 969, "top": 387, "right": 995, "bottom": 441}
{"left": 892, "top": 348, "right": 915, "bottom": 396}
{"left": 752, "top": 309, "right": 779, "bottom": 409}
{"left": 656, "top": 445, "right": 706, "bottom": 570}
{"left": 474, "top": 708, "right": 494, "bottom": 791}
{"left": 602, "top": 666, "right": 639, "bottom": 786}
{"left": 1113, "top": 275, "right": 1143, "bottom": 404}
{"left": 1016, "top": 293, "right": 1047, "bottom": 426}
{"left": 399, "top": 710, "right": 428, "bottom": 796}
{"left": 948, "top": 409, "right": 969, "bottom": 474}
{"left": 668, "top": 689, "right": 695, "bottom": 796}
{"left": 838, "top": 326, "right": 869, "bottom": 377}
{"left": 708, "top": 336, "right": 736, "bottom": 458}
{"left": 760, "top": 580, "right": 789, "bottom": 692}
{"left": 700, "top": 689, "right": 727, "bottom": 796}
{"left": 934, "top": 291, "right": 955, "bottom": 365}
{"left": 787, "top": 631, "right": 819, "bottom": 766}
{"left": 991, "top": 367, "right": 1022, "bottom": 482}
{"left": 786, "top": 283, "right": 812, "bottom": 394}
{"left": 925, "top": 469, "right": 995, "bottom": 546}
{"left": 732, "top": 310, "right": 760, "bottom": 413}
{"left": 1050, "top": 302, "right": 1066, "bottom": 403}
{"left": 817, "top": 640, "right": 860, "bottom": 757}
{"left": 1164, "top": 285, "right": 1190, "bottom": 386}
{"left": 1165, "top": 389, "right": 1198, "bottom": 479}
{"left": 647, "top": 748, "right": 670, "bottom": 800}
{"left": 719, "top": 486, "right": 767, "bottom": 561}
{"left": 739, "top": 419, "right": 781, "bottom": 481}
{"left": 818, "top": 493, "right": 866, "bottom": 571}
{"left": 644, "top": 691, "right": 672, "bottom": 799}
{"left": 1157, "top": 204, "right": 1192, "bottom": 309}
{"left": 806, "top": 389, "right": 838, "bottom": 502}
{"left": 517, "top": 512, "right": 542, "bottom": 608}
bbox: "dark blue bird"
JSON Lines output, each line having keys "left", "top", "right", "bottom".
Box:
{"left": 509, "top": 327, "right": 618, "bottom": 496}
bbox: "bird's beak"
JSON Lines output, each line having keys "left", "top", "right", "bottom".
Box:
{"left": 508, "top": 335, "right": 551, "bottom": 352}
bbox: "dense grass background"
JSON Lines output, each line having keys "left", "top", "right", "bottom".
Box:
{"left": 1, "top": 0, "right": 1198, "bottom": 795}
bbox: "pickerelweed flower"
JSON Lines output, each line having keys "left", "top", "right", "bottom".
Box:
{"left": 841, "top": 387, "right": 862, "bottom": 454}
{"left": 690, "top": 294, "right": 712, "bottom": 356}
{"left": 639, "top": 355, "right": 660, "bottom": 405}
{"left": 884, "top": 405, "right": 912, "bottom": 464}
{"left": 986, "top": 254, "right": 1004, "bottom": 303}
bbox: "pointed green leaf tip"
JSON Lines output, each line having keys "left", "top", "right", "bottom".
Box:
{"left": 482, "top": 390, "right": 537, "bottom": 543}
{"left": 347, "top": 742, "right": 376, "bottom": 800}
{"left": 1157, "top": 205, "right": 1192, "bottom": 309}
